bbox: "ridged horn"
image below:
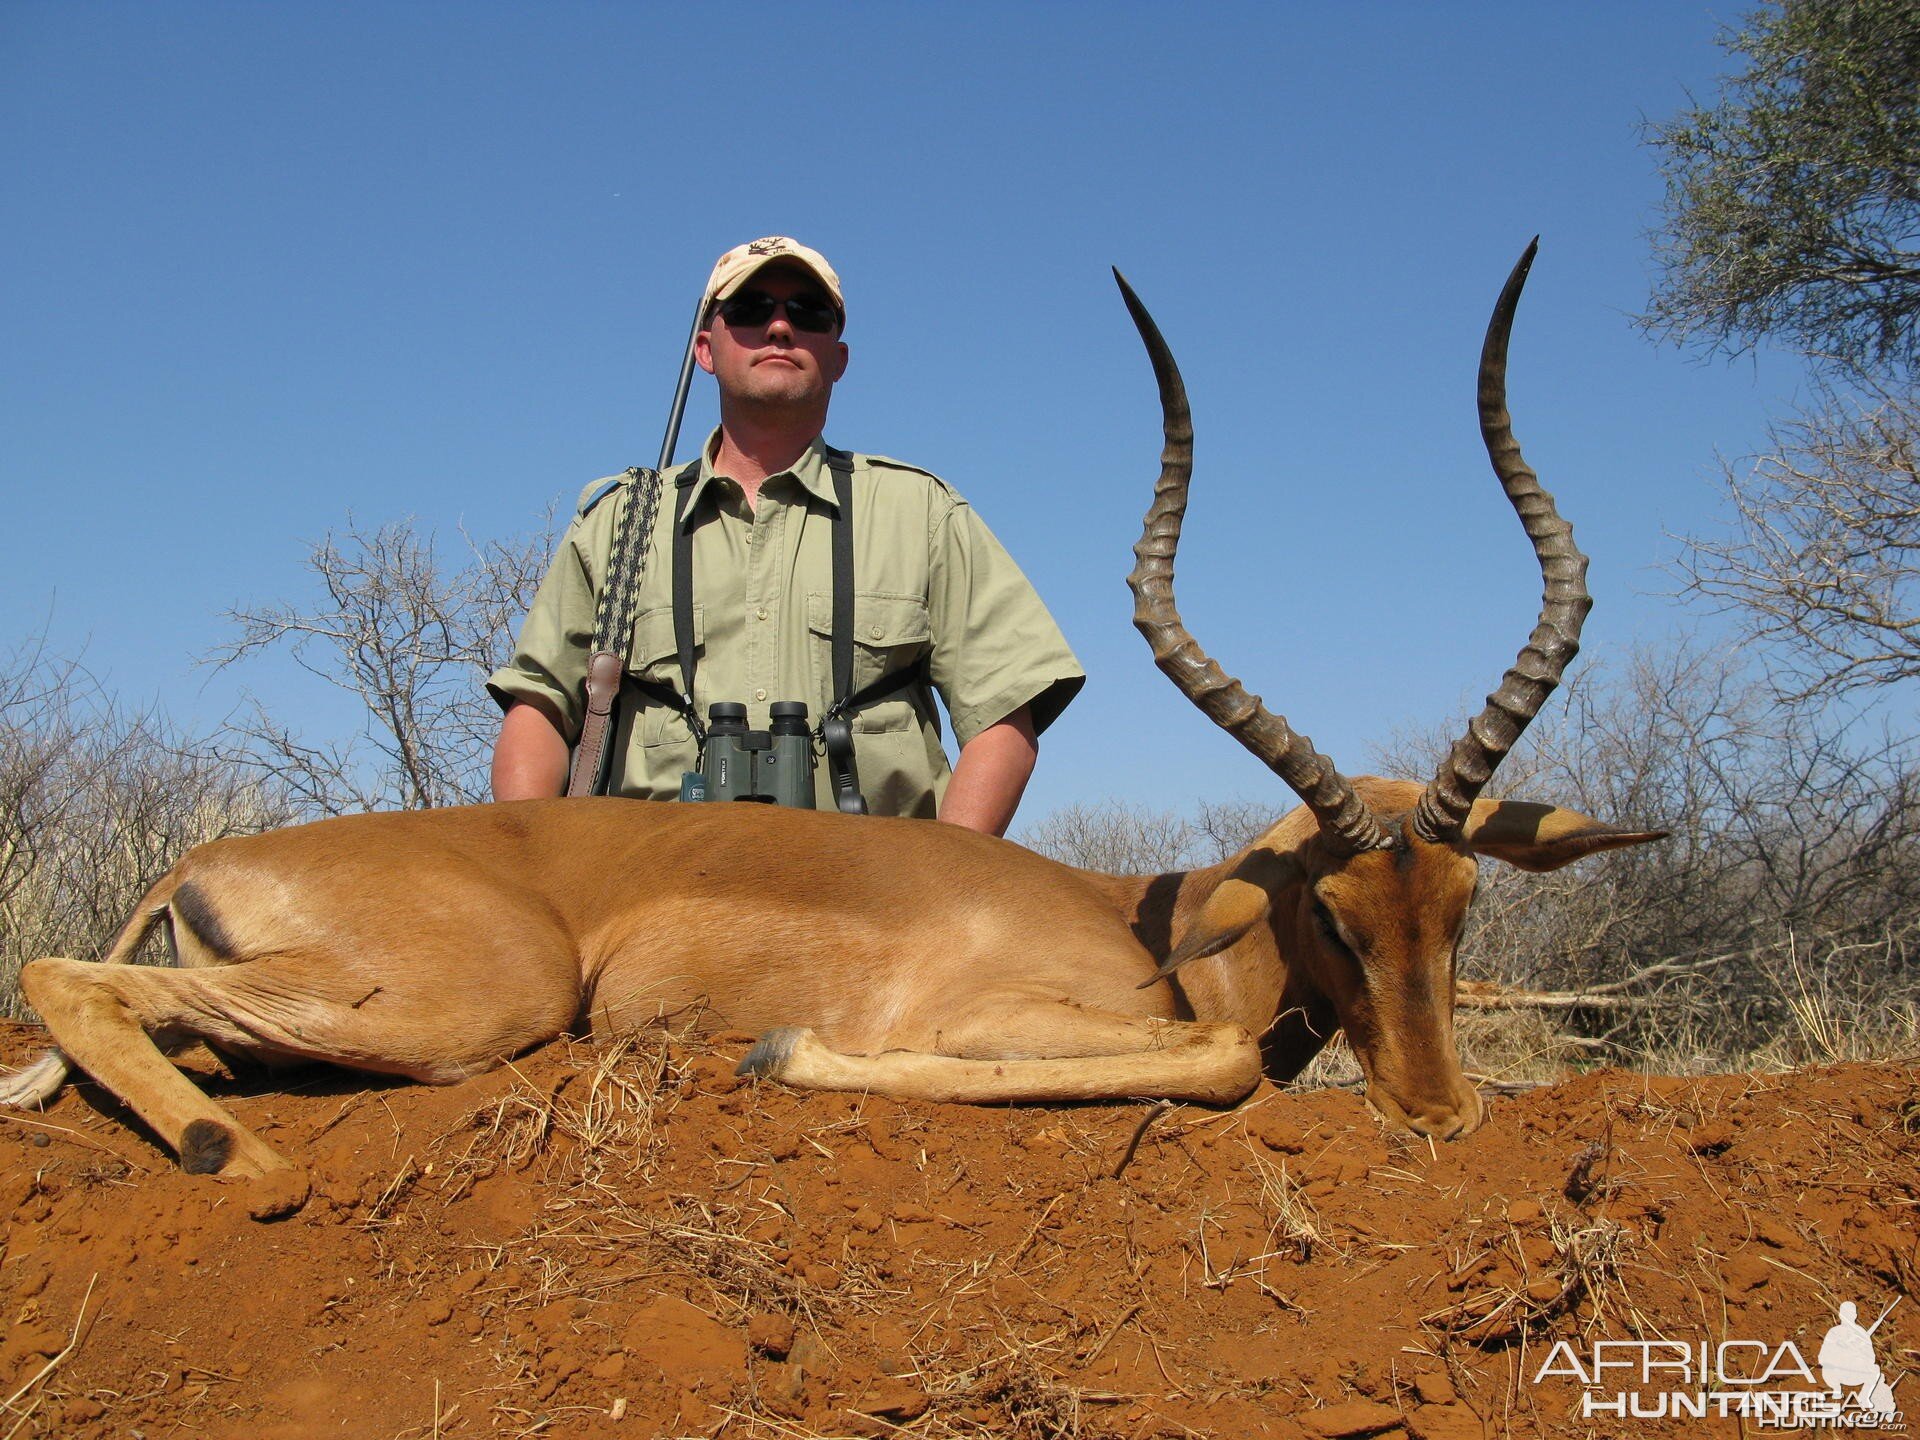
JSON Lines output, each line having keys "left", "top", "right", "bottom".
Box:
{"left": 1116, "top": 268, "right": 1390, "bottom": 856}
{"left": 1412, "top": 239, "right": 1592, "bottom": 842}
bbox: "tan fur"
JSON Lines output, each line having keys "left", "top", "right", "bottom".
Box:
{"left": 5, "top": 779, "right": 1663, "bottom": 1177}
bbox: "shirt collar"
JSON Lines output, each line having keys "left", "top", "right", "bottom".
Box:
{"left": 681, "top": 430, "right": 840, "bottom": 524}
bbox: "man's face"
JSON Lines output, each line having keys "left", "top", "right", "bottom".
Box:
{"left": 695, "top": 262, "right": 848, "bottom": 413}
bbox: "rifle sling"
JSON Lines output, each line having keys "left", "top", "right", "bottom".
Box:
{"left": 566, "top": 465, "right": 668, "bottom": 798}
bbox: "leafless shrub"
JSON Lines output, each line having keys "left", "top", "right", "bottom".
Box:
{"left": 0, "top": 636, "right": 294, "bottom": 1019}
{"left": 1678, "top": 373, "right": 1920, "bottom": 703}
{"left": 211, "top": 513, "right": 554, "bottom": 815}
{"left": 1018, "top": 797, "right": 1268, "bottom": 873}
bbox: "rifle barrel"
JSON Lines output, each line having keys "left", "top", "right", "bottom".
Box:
{"left": 657, "top": 293, "right": 705, "bottom": 471}
{"left": 1866, "top": 1296, "right": 1899, "bottom": 1335}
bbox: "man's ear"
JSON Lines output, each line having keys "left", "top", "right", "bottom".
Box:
{"left": 694, "top": 328, "right": 716, "bottom": 376}
{"left": 1463, "top": 799, "right": 1668, "bottom": 873}
{"left": 829, "top": 340, "right": 849, "bottom": 382}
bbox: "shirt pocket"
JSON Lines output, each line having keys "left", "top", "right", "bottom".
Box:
{"left": 807, "top": 590, "right": 931, "bottom": 735}
{"left": 628, "top": 603, "right": 704, "bottom": 747}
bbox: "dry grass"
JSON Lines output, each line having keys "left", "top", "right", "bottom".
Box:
{"left": 0, "top": 641, "right": 297, "bottom": 1022}
{"left": 1239, "top": 1144, "right": 1328, "bottom": 1271}
{"left": 1423, "top": 1208, "right": 1638, "bottom": 1350}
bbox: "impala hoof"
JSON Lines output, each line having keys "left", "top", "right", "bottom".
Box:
{"left": 738, "top": 1027, "right": 807, "bottom": 1079}
{"left": 180, "top": 1118, "right": 234, "bottom": 1174}
{"left": 179, "top": 1117, "right": 297, "bottom": 1180}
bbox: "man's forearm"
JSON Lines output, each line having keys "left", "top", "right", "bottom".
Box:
{"left": 938, "top": 707, "right": 1038, "bottom": 837}
{"left": 492, "top": 699, "right": 571, "bottom": 800}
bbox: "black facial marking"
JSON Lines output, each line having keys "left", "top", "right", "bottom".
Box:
{"left": 1130, "top": 871, "right": 1186, "bottom": 960}
{"left": 1310, "top": 899, "right": 1351, "bottom": 955}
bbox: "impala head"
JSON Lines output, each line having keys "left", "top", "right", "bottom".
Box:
{"left": 1117, "top": 243, "right": 1665, "bottom": 1139}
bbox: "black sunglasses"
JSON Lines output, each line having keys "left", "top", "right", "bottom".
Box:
{"left": 716, "top": 288, "right": 841, "bottom": 334}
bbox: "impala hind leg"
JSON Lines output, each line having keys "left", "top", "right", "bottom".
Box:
{"left": 20, "top": 950, "right": 580, "bottom": 1177}
{"left": 740, "top": 1006, "right": 1261, "bottom": 1106}
{"left": 21, "top": 958, "right": 291, "bottom": 1176}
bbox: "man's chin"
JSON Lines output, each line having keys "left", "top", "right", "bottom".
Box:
{"left": 741, "top": 377, "right": 824, "bottom": 408}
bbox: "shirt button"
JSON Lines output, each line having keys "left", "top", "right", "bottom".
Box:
{"left": 753, "top": 688, "right": 767, "bottom": 702}
{"left": 869, "top": 624, "right": 884, "bottom": 639}
{"left": 756, "top": 607, "right": 768, "bottom": 620}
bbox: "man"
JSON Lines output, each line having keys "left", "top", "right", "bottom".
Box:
{"left": 488, "top": 237, "right": 1083, "bottom": 834}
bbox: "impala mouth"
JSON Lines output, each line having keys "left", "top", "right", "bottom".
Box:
{"left": 1363, "top": 1075, "right": 1485, "bottom": 1141}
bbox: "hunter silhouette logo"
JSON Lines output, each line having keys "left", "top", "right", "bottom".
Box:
{"left": 747, "top": 237, "right": 789, "bottom": 255}
{"left": 1532, "top": 1294, "right": 1905, "bottom": 1428}
{"left": 1821, "top": 1301, "right": 1901, "bottom": 1418}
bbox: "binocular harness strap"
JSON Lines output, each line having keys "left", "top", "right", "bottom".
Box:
{"left": 820, "top": 449, "right": 868, "bottom": 814}
{"left": 671, "top": 466, "right": 707, "bottom": 751}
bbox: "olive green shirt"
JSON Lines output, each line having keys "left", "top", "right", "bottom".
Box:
{"left": 487, "top": 433, "right": 1085, "bottom": 816}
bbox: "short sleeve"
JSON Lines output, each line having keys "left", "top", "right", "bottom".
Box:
{"left": 485, "top": 521, "right": 599, "bottom": 741}
{"left": 925, "top": 500, "right": 1085, "bottom": 746}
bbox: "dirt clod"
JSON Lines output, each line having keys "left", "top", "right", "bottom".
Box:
{"left": 240, "top": 1167, "right": 310, "bottom": 1221}
{"left": 747, "top": 1312, "right": 796, "bottom": 1358}
{"left": 1301, "top": 1398, "right": 1402, "bottom": 1436}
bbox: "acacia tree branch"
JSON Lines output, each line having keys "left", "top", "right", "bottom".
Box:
{"left": 1641, "top": 0, "right": 1920, "bottom": 375}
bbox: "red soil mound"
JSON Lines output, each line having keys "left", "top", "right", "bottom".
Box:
{"left": 1, "top": 1021, "right": 1914, "bottom": 1438}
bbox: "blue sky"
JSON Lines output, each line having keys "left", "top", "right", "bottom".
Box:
{"left": 2, "top": 3, "right": 1804, "bottom": 818}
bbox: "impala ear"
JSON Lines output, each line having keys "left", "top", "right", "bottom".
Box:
{"left": 1463, "top": 799, "right": 1667, "bottom": 873}
{"left": 1140, "top": 847, "right": 1301, "bottom": 988}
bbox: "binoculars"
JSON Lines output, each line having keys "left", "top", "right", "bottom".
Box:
{"left": 681, "top": 701, "right": 816, "bottom": 807}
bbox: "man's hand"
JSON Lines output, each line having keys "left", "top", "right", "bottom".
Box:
{"left": 492, "top": 699, "right": 570, "bottom": 801}
{"left": 938, "top": 706, "right": 1038, "bottom": 837}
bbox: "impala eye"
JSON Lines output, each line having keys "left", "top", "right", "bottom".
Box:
{"left": 1311, "top": 900, "right": 1356, "bottom": 956}
{"left": 1453, "top": 882, "right": 1479, "bottom": 947}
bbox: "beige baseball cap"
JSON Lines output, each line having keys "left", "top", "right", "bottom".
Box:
{"left": 701, "top": 236, "right": 845, "bottom": 322}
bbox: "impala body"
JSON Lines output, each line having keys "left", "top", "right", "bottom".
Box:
{"left": 2, "top": 243, "right": 1662, "bottom": 1178}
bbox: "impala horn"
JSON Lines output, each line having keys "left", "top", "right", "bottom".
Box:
{"left": 1412, "top": 239, "right": 1592, "bottom": 842}
{"left": 1117, "top": 268, "right": 1390, "bottom": 857}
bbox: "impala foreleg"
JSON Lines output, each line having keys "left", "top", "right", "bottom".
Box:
{"left": 739, "top": 1006, "right": 1261, "bottom": 1106}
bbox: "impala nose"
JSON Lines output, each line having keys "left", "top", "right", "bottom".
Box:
{"left": 1406, "top": 1106, "right": 1472, "bottom": 1142}
{"left": 1368, "top": 1082, "right": 1485, "bottom": 1141}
